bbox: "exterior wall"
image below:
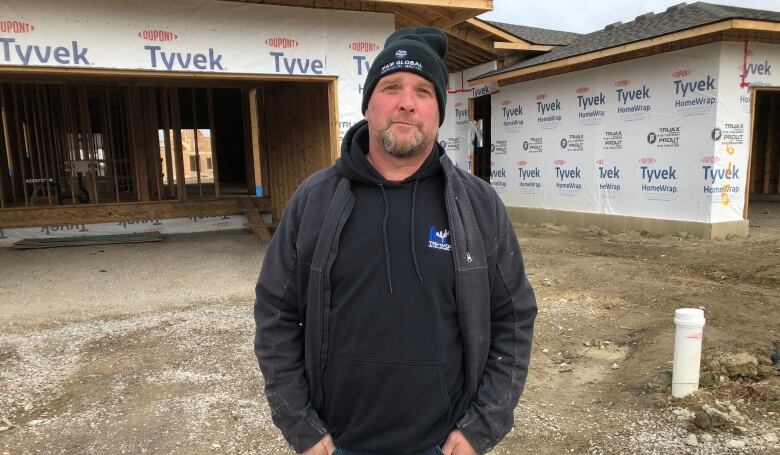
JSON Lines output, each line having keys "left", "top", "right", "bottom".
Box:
{"left": 717, "top": 41, "right": 780, "bottom": 208}
{"left": 0, "top": 0, "right": 394, "bottom": 141}
{"left": 0, "top": 0, "right": 394, "bottom": 244}
{"left": 440, "top": 61, "right": 498, "bottom": 170}
{"left": 489, "top": 42, "right": 740, "bottom": 232}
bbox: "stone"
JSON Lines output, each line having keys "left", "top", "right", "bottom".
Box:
{"left": 611, "top": 363, "right": 619, "bottom": 370}
{"left": 725, "top": 439, "right": 745, "bottom": 449}
{"left": 700, "top": 434, "right": 714, "bottom": 443}
{"left": 684, "top": 434, "right": 698, "bottom": 447}
{"left": 720, "top": 353, "right": 759, "bottom": 379}
{"left": 541, "top": 348, "right": 549, "bottom": 354}
{"left": 763, "top": 433, "right": 778, "bottom": 443}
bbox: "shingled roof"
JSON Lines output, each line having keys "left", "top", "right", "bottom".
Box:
{"left": 474, "top": 2, "right": 780, "bottom": 81}
{"left": 484, "top": 20, "right": 581, "bottom": 46}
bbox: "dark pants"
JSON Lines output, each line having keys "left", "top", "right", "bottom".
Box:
{"left": 334, "top": 446, "right": 444, "bottom": 455}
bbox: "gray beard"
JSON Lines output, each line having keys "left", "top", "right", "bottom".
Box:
{"left": 380, "top": 128, "right": 431, "bottom": 159}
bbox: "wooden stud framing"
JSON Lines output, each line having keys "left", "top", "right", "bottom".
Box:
{"left": 169, "top": 88, "right": 186, "bottom": 201}
{"left": 248, "top": 87, "right": 264, "bottom": 197}
{"left": 160, "top": 90, "right": 175, "bottom": 198}
{"left": 191, "top": 88, "right": 203, "bottom": 199}
{"left": 0, "top": 86, "right": 17, "bottom": 204}
{"left": 206, "top": 88, "right": 220, "bottom": 199}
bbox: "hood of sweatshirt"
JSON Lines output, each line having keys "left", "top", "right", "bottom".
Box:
{"left": 333, "top": 119, "right": 446, "bottom": 294}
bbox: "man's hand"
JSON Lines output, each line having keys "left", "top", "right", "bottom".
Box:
{"left": 440, "top": 429, "right": 478, "bottom": 455}
{"left": 301, "top": 433, "right": 336, "bottom": 455}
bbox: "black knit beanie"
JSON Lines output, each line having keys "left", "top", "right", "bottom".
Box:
{"left": 362, "top": 26, "right": 448, "bottom": 125}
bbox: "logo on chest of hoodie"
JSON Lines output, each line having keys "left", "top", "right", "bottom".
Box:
{"left": 428, "top": 226, "right": 451, "bottom": 251}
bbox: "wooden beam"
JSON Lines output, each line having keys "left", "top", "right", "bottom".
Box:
{"left": 248, "top": 88, "right": 264, "bottom": 197}
{"left": 0, "top": 86, "right": 17, "bottom": 204}
{"left": 493, "top": 41, "right": 554, "bottom": 52}
{"left": 471, "top": 20, "right": 739, "bottom": 85}
{"left": 0, "top": 198, "right": 271, "bottom": 229}
{"left": 466, "top": 18, "right": 526, "bottom": 43}
{"left": 191, "top": 88, "right": 203, "bottom": 199}
{"left": 444, "top": 23, "right": 495, "bottom": 55}
{"left": 169, "top": 88, "right": 186, "bottom": 201}
{"left": 206, "top": 88, "right": 221, "bottom": 199}
{"left": 160, "top": 90, "right": 175, "bottom": 198}
{"left": 373, "top": 0, "right": 491, "bottom": 10}
{"left": 327, "top": 80, "right": 340, "bottom": 164}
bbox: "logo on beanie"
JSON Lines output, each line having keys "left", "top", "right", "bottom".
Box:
{"left": 395, "top": 49, "right": 408, "bottom": 59}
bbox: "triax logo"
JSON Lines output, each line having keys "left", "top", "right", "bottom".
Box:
{"left": 265, "top": 37, "right": 298, "bottom": 49}
{"left": 428, "top": 226, "right": 452, "bottom": 251}
{"left": 0, "top": 20, "right": 34, "bottom": 33}
{"left": 349, "top": 41, "right": 379, "bottom": 52}
{"left": 138, "top": 29, "right": 178, "bottom": 42}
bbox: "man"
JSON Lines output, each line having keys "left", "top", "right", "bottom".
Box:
{"left": 254, "top": 27, "right": 537, "bottom": 455}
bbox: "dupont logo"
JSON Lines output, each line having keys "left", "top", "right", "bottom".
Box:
{"left": 554, "top": 159, "right": 566, "bottom": 166}
{"left": 701, "top": 155, "right": 720, "bottom": 164}
{"left": 536, "top": 94, "right": 547, "bottom": 101}
{"left": 517, "top": 160, "right": 528, "bottom": 166}
{"left": 672, "top": 69, "right": 692, "bottom": 78}
{"left": 596, "top": 159, "right": 605, "bottom": 165}
{"left": 639, "top": 157, "right": 656, "bottom": 165}
{"left": 138, "top": 29, "right": 178, "bottom": 42}
{"left": 614, "top": 79, "right": 630, "bottom": 87}
{"left": 501, "top": 99, "right": 512, "bottom": 106}
{"left": 0, "top": 20, "right": 34, "bottom": 34}
{"left": 349, "top": 41, "right": 379, "bottom": 52}
{"left": 265, "top": 37, "right": 298, "bottom": 49}
{"left": 455, "top": 102, "right": 463, "bottom": 107}
{"left": 576, "top": 86, "right": 589, "bottom": 94}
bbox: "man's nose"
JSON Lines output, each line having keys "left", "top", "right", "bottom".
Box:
{"left": 397, "top": 88, "right": 416, "bottom": 112}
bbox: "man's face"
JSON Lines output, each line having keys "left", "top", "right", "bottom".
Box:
{"left": 365, "top": 72, "right": 439, "bottom": 159}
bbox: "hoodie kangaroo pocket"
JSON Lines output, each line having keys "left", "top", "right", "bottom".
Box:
{"left": 327, "top": 351, "right": 451, "bottom": 449}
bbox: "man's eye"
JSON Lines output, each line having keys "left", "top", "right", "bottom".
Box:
{"left": 416, "top": 88, "right": 432, "bottom": 96}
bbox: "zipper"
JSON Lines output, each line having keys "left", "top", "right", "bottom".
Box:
{"left": 314, "top": 182, "right": 351, "bottom": 408}
{"left": 454, "top": 195, "right": 473, "bottom": 263}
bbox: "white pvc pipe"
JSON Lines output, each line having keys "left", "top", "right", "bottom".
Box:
{"left": 672, "top": 308, "right": 706, "bottom": 398}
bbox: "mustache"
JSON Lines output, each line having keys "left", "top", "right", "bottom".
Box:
{"left": 387, "top": 116, "right": 422, "bottom": 128}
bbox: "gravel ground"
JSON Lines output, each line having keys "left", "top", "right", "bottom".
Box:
{"left": 1, "top": 206, "right": 778, "bottom": 454}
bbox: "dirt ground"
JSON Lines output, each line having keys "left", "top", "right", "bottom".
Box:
{"left": 1, "top": 201, "right": 778, "bottom": 455}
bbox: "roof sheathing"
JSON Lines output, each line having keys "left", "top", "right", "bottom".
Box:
{"left": 473, "top": 2, "right": 780, "bottom": 83}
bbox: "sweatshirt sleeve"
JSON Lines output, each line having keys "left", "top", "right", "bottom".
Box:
{"left": 254, "top": 190, "right": 328, "bottom": 453}
{"left": 457, "top": 194, "right": 537, "bottom": 453}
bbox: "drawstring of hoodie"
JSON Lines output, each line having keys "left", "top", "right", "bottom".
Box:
{"left": 410, "top": 179, "right": 424, "bottom": 285}
{"left": 377, "top": 180, "right": 426, "bottom": 294}
{"left": 378, "top": 184, "right": 393, "bottom": 294}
